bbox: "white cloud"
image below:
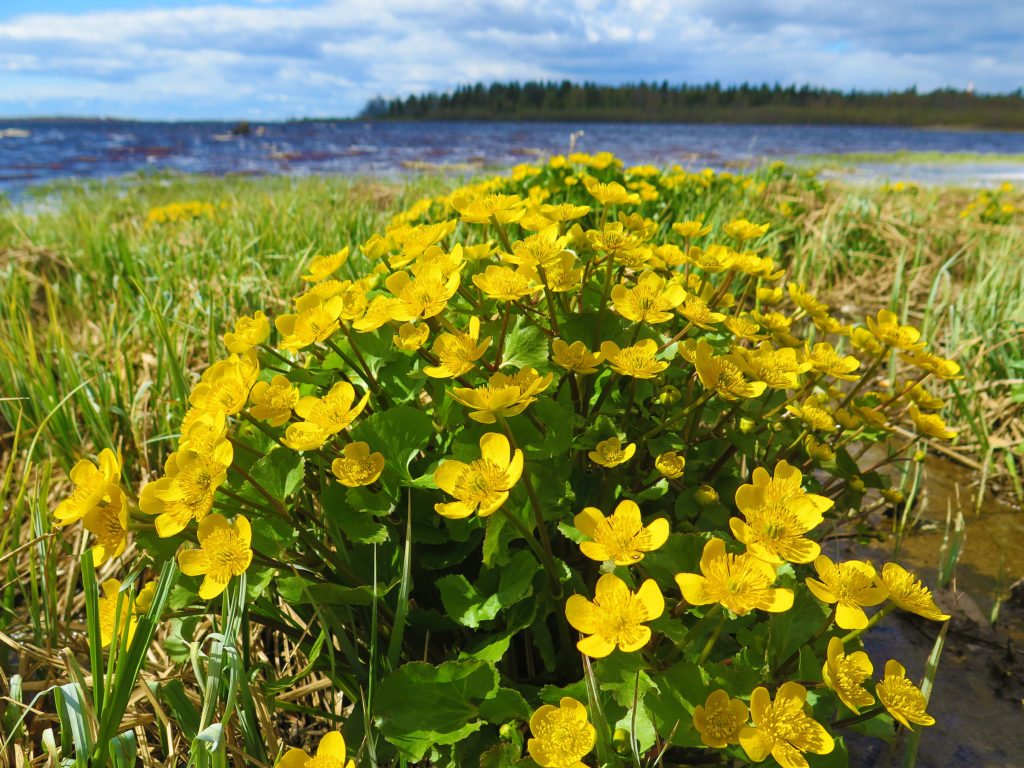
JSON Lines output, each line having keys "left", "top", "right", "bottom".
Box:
{"left": 0, "top": 0, "right": 1021, "bottom": 119}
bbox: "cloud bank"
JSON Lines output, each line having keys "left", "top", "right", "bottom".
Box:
{"left": 2, "top": 0, "right": 1023, "bottom": 119}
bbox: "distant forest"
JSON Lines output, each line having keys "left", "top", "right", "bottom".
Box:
{"left": 360, "top": 81, "right": 1024, "bottom": 128}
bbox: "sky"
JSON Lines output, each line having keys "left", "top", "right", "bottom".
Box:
{"left": 1, "top": 0, "right": 1023, "bottom": 121}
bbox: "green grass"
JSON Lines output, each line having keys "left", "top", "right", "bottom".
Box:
{"left": 793, "top": 149, "right": 1024, "bottom": 166}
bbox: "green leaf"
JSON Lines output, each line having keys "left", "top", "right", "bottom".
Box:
{"left": 350, "top": 405, "right": 435, "bottom": 482}
{"left": 277, "top": 576, "right": 386, "bottom": 606}
{"left": 321, "top": 482, "right": 389, "bottom": 544}
{"left": 437, "top": 550, "right": 539, "bottom": 628}
{"left": 478, "top": 688, "right": 532, "bottom": 725}
{"left": 480, "top": 743, "right": 521, "bottom": 768}
{"left": 768, "top": 588, "right": 830, "bottom": 666}
{"left": 375, "top": 660, "right": 499, "bottom": 761}
{"left": 250, "top": 516, "right": 298, "bottom": 555}
{"left": 245, "top": 446, "right": 305, "bottom": 502}
{"left": 647, "top": 662, "right": 704, "bottom": 748}
{"left": 500, "top": 315, "right": 550, "bottom": 371}
{"left": 614, "top": 702, "right": 658, "bottom": 753}
{"left": 436, "top": 574, "right": 499, "bottom": 629}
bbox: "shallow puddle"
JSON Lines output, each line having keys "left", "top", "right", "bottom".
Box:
{"left": 835, "top": 453, "right": 1024, "bottom": 767}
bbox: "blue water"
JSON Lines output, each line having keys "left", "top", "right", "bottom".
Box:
{"left": 3, "top": 119, "right": 1024, "bottom": 196}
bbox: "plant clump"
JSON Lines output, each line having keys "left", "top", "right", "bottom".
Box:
{"left": 53, "top": 154, "right": 959, "bottom": 767}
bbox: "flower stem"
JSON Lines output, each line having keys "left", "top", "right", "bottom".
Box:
{"left": 697, "top": 608, "right": 728, "bottom": 665}
{"left": 841, "top": 603, "right": 896, "bottom": 645}
{"left": 833, "top": 705, "right": 887, "bottom": 729}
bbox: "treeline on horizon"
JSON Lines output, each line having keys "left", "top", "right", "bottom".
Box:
{"left": 359, "top": 80, "right": 1024, "bottom": 128}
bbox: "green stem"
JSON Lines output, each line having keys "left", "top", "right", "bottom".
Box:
{"left": 697, "top": 608, "right": 728, "bottom": 665}
{"left": 494, "top": 301, "right": 512, "bottom": 368}
{"left": 643, "top": 390, "right": 714, "bottom": 440}
{"left": 660, "top": 604, "right": 722, "bottom": 668}
{"left": 841, "top": 603, "right": 896, "bottom": 645}
{"left": 833, "top": 705, "right": 887, "bottom": 729}
{"left": 591, "top": 256, "right": 617, "bottom": 348}
{"left": 837, "top": 349, "right": 889, "bottom": 412}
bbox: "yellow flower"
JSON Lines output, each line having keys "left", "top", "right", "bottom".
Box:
{"left": 785, "top": 396, "right": 837, "bottom": 432}
{"left": 908, "top": 405, "right": 957, "bottom": 440}
{"left": 423, "top": 316, "right": 491, "bottom": 379}
{"left": 139, "top": 440, "right": 233, "bottom": 538}
{"left": 788, "top": 282, "right": 829, "bottom": 316}
{"left": 804, "top": 342, "right": 860, "bottom": 381}
{"left": 189, "top": 351, "right": 260, "bottom": 416}
{"left": 538, "top": 202, "right": 591, "bottom": 223}
{"left": 677, "top": 293, "right": 727, "bottom": 329}
{"left": 392, "top": 322, "right": 429, "bottom": 352}
{"left": 649, "top": 243, "right": 687, "bottom": 269}
{"left": 178, "top": 409, "right": 228, "bottom": 455}
{"left": 282, "top": 421, "right": 332, "bottom": 452}
{"left": 449, "top": 368, "right": 552, "bottom": 424}
{"left": 600, "top": 339, "right": 668, "bottom": 379}
{"left": 611, "top": 270, "right": 685, "bottom": 324}
{"left": 671, "top": 219, "right": 712, "bottom": 239}
{"left": 331, "top": 442, "right": 385, "bottom": 487}
{"left": 565, "top": 573, "right": 664, "bottom": 658}
{"left": 551, "top": 339, "right": 604, "bottom": 374}
{"left": 724, "top": 218, "right": 770, "bottom": 242}
{"left": 177, "top": 513, "right": 253, "bottom": 600}
{"left": 724, "top": 315, "right": 766, "bottom": 343}
{"left": 757, "top": 286, "right": 784, "bottom": 304}
{"left": 865, "top": 310, "right": 926, "bottom": 351}
{"left": 433, "top": 432, "right": 524, "bottom": 519}
{"left": 248, "top": 375, "right": 299, "bottom": 427}
{"left": 687, "top": 244, "right": 736, "bottom": 274}
{"left": 849, "top": 326, "right": 884, "bottom": 356}
{"left": 903, "top": 381, "right": 944, "bottom": 410}
{"left": 542, "top": 250, "right": 585, "bottom": 292}
{"left": 803, "top": 435, "right": 835, "bottom": 462}
{"left": 739, "top": 683, "right": 834, "bottom": 768}
{"left": 223, "top": 310, "right": 270, "bottom": 353}
{"left": 301, "top": 247, "right": 349, "bottom": 282}
{"left": 275, "top": 294, "right": 344, "bottom": 350}
{"left": 503, "top": 229, "right": 570, "bottom": 269}
{"left": 805, "top": 556, "right": 888, "bottom": 629}
{"left": 527, "top": 697, "right": 596, "bottom": 768}
{"left": 98, "top": 579, "right": 138, "bottom": 648}
{"left": 454, "top": 193, "right": 526, "bottom": 224}
{"left": 876, "top": 660, "right": 935, "bottom": 730}
{"left": 655, "top": 451, "right": 685, "bottom": 479}
{"left": 735, "top": 342, "right": 811, "bottom": 390}
{"left": 822, "top": 637, "right": 874, "bottom": 713}
{"left": 675, "top": 537, "right": 794, "bottom": 616}
{"left": 82, "top": 487, "right": 128, "bottom": 565}
{"left": 53, "top": 448, "right": 122, "bottom": 527}
{"left": 731, "top": 460, "right": 832, "bottom": 564}
{"left": 294, "top": 381, "right": 370, "bottom": 435}
{"left": 574, "top": 499, "right": 669, "bottom": 565}
{"left": 694, "top": 689, "right": 749, "bottom": 748}
{"left": 472, "top": 265, "right": 541, "bottom": 302}
{"left": 384, "top": 267, "right": 461, "bottom": 321}
{"left": 900, "top": 350, "right": 963, "bottom": 379}
{"left": 692, "top": 340, "right": 767, "bottom": 401}
{"left": 749, "top": 310, "right": 800, "bottom": 347}
{"left": 877, "top": 563, "right": 950, "bottom": 621}
{"left": 275, "top": 731, "right": 355, "bottom": 768}
{"left": 584, "top": 179, "right": 639, "bottom": 206}
{"left": 588, "top": 436, "right": 636, "bottom": 468}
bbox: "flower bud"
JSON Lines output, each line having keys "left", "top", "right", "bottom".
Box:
{"left": 849, "top": 476, "right": 865, "bottom": 493}
{"left": 695, "top": 484, "right": 719, "bottom": 506}
{"left": 658, "top": 385, "right": 681, "bottom": 407}
{"left": 613, "top": 728, "right": 631, "bottom": 754}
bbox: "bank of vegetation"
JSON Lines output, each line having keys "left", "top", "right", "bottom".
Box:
{"left": 361, "top": 80, "right": 1024, "bottom": 128}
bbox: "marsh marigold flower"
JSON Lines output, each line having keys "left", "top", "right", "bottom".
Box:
{"left": 223, "top": 310, "right": 270, "bottom": 353}
{"left": 276, "top": 731, "right": 355, "bottom": 768}
{"left": 248, "top": 375, "right": 300, "bottom": 427}
{"left": 424, "top": 316, "right": 491, "bottom": 379}
{"left": 565, "top": 573, "right": 664, "bottom": 658}
{"left": 672, "top": 219, "right": 712, "bottom": 239}
{"left": 275, "top": 294, "right": 344, "bottom": 351}
{"left": 724, "top": 218, "right": 770, "bottom": 242}
{"left": 877, "top": 563, "right": 950, "bottom": 621}
{"left": 600, "top": 339, "right": 668, "bottom": 379}
{"left": 731, "top": 460, "right": 832, "bottom": 565}
{"left": 692, "top": 340, "right": 767, "bottom": 401}
{"left": 900, "top": 349, "right": 962, "bottom": 380}
{"left": 574, "top": 499, "right": 669, "bottom": 565}
{"left": 53, "top": 448, "right": 122, "bottom": 527}
{"left": 804, "top": 342, "right": 860, "bottom": 382}
{"left": 139, "top": 439, "right": 233, "bottom": 538}
{"left": 739, "top": 683, "right": 834, "bottom": 768}
{"left": 331, "top": 442, "right": 385, "bottom": 487}
{"left": 876, "top": 660, "right": 935, "bottom": 730}
{"left": 282, "top": 422, "right": 332, "bottom": 452}
{"left": 527, "top": 697, "right": 596, "bottom": 768}
{"left": 675, "top": 537, "right": 794, "bottom": 616}
{"left": 472, "top": 265, "right": 541, "bottom": 302}
{"left": 805, "top": 556, "right": 888, "bottom": 629}
{"left": 551, "top": 339, "right": 603, "bottom": 374}
{"left": 865, "top": 310, "right": 926, "bottom": 352}
{"left": 610, "top": 270, "right": 685, "bottom": 324}
{"left": 294, "top": 381, "right": 369, "bottom": 436}
{"left": 82, "top": 488, "right": 128, "bottom": 565}
{"left": 449, "top": 368, "right": 552, "bottom": 424}
{"left": 822, "top": 637, "right": 874, "bottom": 713}
{"left": 433, "top": 432, "right": 523, "bottom": 519}
{"left": 383, "top": 267, "right": 461, "bottom": 321}
{"left": 301, "top": 247, "right": 349, "bottom": 282}
{"left": 393, "top": 322, "right": 429, "bottom": 352}
{"left": 655, "top": 451, "right": 685, "bottom": 479}
{"left": 189, "top": 351, "right": 260, "bottom": 416}
{"left": 588, "top": 436, "right": 635, "bottom": 468}
{"left": 693, "top": 689, "right": 748, "bottom": 748}
{"left": 98, "top": 578, "right": 138, "bottom": 648}
{"left": 177, "top": 513, "right": 253, "bottom": 600}
{"left": 908, "top": 405, "right": 957, "bottom": 440}
{"left": 453, "top": 193, "right": 525, "bottom": 224}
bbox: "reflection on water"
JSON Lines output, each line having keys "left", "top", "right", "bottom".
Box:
{"left": 3, "top": 119, "right": 1024, "bottom": 196}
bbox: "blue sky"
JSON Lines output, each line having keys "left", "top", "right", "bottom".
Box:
{"left": 2, "top": 0, "right": 1023, "bottom": 120}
